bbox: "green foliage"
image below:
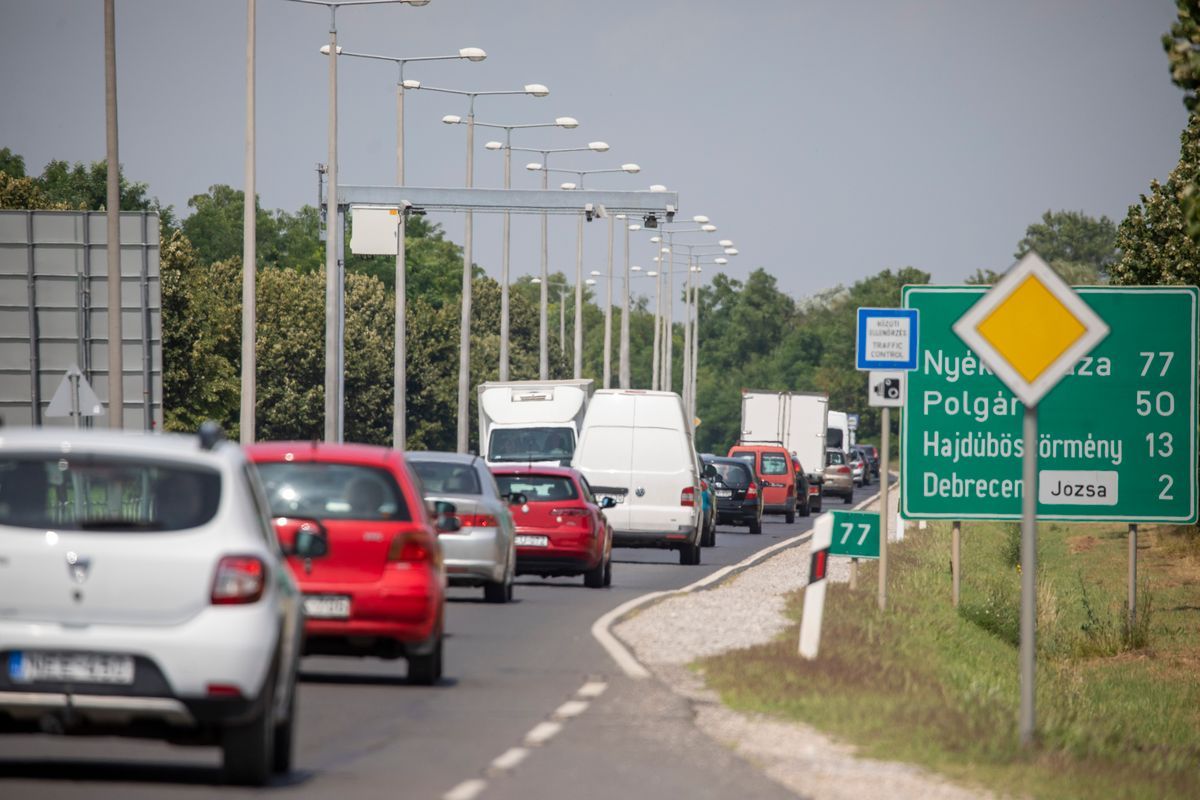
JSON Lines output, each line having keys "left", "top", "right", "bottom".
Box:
{"left": 0, "top": 147, "right": 26, "bottom": 177}
{"left": 1014, "top": 210, "right": 1118, "bottom": 278}
{"left": 1164, "top": 0, "right": 1200, "bottom": 111}
{"left": 181, "top": 184, "right": 281, "bottom": 267}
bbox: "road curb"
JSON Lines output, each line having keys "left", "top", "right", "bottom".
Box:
{"left": 592, "top": 485, "right": 885, "bottom": 679}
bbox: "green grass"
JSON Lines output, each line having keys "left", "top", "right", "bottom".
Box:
{"left": 700, "top": 519, "right": 1200, "bottom": 799}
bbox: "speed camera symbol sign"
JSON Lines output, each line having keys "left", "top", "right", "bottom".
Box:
{"left": 869, "top": 370, "right": 905, "bottom": 408}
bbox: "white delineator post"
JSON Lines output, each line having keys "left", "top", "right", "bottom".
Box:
{"left": 799, "top": 512, "right": 833, "bottom": 659}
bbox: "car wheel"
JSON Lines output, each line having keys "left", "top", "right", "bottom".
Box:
{"left": 798, "top": 496, "right": 811, "bottom": 517}
{"left": 408, "top": 632, "right": 443, "bottom": 686}
{"left": 679, "top": 541, "right": 701, "bottom": 565}
{"left": 749, "top": 516, "right": 762, "bottom": 535}
{"left": 484, "top": 579, "right": 510, "bottom": 603}
{"left": 702, "top": 517, "right": 716, "bottom": 547}
{"left": 222, "top": 675, "right": 275, "bottom": 786}
{"left": 271, "top": 673, "right": 296, "bottom": 775}
{"left": 602, "top": 556, "right": 612, "bottom": 587}
{"left": 584, "top": 557, "right": 606, "bottom": 588}
{"left": 844, "top": 492, "right": 854, "bottom": 504}
{"left": 785, "top": 506, "right": 796, "bottom": 525}
{"left": 813, "top": 497, "right": 823, "bottom": 514}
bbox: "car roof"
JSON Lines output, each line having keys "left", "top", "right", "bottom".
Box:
{"left": 0, "top": 426, "right": 241, "bottom": 468}
{"left": 245, "top": 440, "right": 395, "bottom": 466}
{"left": 406, "top": 450, "right": 481, "bottom": 467}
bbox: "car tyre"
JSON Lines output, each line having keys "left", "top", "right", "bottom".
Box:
{"left": 602, "top": 556, "right": 613, "bottom": 587}
{"left": 702, "top": 517, "right": 716, "bottom": 547}
{"left": 798, "top": 496, "right": 811, "bottom": 518}
{"left": 408, "top": 632, "right": 443, "bottom": 686}
{"left": 222, "top": 676, "right": 275, "bottom": 787}
{"left": 812, "top": 497, "right": 823, "bottom": 514}
{"left": 749, "top": 516, "right": 762, "bottom": 535}
{"left": 271, "top": 674, "right": 296, "bottom": 775}
{"left": 679, "top": 541, "right": 701, "bottom": 565}
{"left": 785, "top": 506, "right": 796, "bottom": 525}
{"left": 584, "top": 557, "right": 607, "bottom": 588}
{"left": 844, "top": 492, "right": 854, "bottom": 504}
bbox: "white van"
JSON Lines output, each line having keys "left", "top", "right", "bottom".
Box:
{"left": 827, "top": 410, "right": 851, "bottom": 455}
{"left": 572, "top": 390, "right": 703, "bottom": 565}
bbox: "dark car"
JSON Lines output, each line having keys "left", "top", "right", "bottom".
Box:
{"left": 852, "top": 444, "right": 878, "bottom": 483}
{"left": 858, "top": 444, "right": 881, "bottom": 478}
{"left": 702, "top": 456, "right": 764, "bottom": 535}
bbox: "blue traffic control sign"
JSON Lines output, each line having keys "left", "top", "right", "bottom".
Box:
{"left": 857, "top": 307, "right": 919, "bottom": 371}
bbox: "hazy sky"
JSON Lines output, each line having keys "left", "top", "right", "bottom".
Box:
{"left": 0, "top": 1, "right": 1190, "bottom": 313}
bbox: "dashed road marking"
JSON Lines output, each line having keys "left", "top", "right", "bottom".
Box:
{"left": 443, "top": 778, "right": 488, "bottom": 800}
{"left": 524, "top": 720, "right": 563, "bottom": 746}
{"left": 489, "top": 746, "right": 530, "bottom": 773}
{"left": 553, "top": 699, "right": 589, "bottom": 719}
{"left": 576, "top": 680, "right": 607, "bottom": 699}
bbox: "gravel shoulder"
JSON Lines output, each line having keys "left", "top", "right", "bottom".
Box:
{"left": 613, "top": 483, "right": 994, "bottom": 800}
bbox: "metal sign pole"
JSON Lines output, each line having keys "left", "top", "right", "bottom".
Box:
{"left": 1128, "top": 523, "right": 1138, "bottom": 626}
{"left": 1019, "top": 403, "right": 1038, "bottom": 748}
{"left": 952, "top": 520, "right": 961, "bottom": 607}
{"left": 878, "top": 405, "right": 890, "bottom": 611}
{"left": 69, "top": 373, "right": 80, "bottom": 430}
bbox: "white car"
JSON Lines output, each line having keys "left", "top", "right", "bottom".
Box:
{"left": 0, "top": 424, "right": 313, "bottom": 785}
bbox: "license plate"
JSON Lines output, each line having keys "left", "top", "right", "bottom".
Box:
{"left": 715, "top": 489, "right": 733, "bottom": 498}
{"left": 304, "top": 594, "right": 351, "bottom": 619}
{"left": 8, "top": 651, "right": 135, "bottom": 685}
{"left": 515, "top": 535, "right": 549, "bottom": 547}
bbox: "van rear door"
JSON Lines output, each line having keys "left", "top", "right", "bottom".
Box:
{"left": 575, "top": 425, "right": 634, "bottom": 531}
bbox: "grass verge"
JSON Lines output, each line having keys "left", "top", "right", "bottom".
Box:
{"left": 700, "top": 519, "right": 1200, "bottom": 799}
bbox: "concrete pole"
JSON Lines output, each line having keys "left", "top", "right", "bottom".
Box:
{"left": 538, "top": 154, "right": 549, "bottom": 380}
{"left": 1019, "top": 404, "right": 1039, "bottom": 748}
{"left": 573, "top": 212, "right": 583, "bottom": 379}
{"left": 603, "top": 214, "right": 614, "bottom": 388}
{"left": 690, "top": 272, "right": 700, "bottom": 420}
{"left": 682, "top": 262, "right": 692, "bottom": 413}
{"left": 498, "top": 133, "right": 512, "bottom": 381}
{"left": 323, "top": 8, "right": 340, "bottom": 442}
{"left": 664, "top": 244, "right": 674, "bottom": 392}
{"left": 952, "top": 520, "right": 961, "bottom": 607}
{"left": 878, "top": 406, "right": 890, "bottom": 611}
{"left": 559, "top": 286, "right": 566, "bottom": 356}
{"left": 456, "top": 101, "right": 475, "bottom": 453}
{"left": 1128, "top": 523, "right": 1138, "bottom": 626}
{"left": 104, "top": 0, "right": 123, "bottom": 429}
{"left": 619, "top": 222, "right": 631, "bottom": 389}
{"left": 393, "top": 66, "right": 407, "bottom": 448}
{"left": 651, "top": 271, "right": 662, "bottom": 391}
{"left": 240, "top": 0, "right": 256, "bottom": 444}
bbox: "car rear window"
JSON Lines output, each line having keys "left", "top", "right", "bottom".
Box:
{"left": 0, "top": 455, "right": 220, "bottom": 532}
{"left": 729, "top": 450, "right": 755, "bottom": 464}
{"left": 712, "top": 462, "right": 751, "bottom": 488}
{"left": 760, "top": 453, "right": 790, "bottom": 475}
{"left": 255, "top": 462, "right": 409, "bottom": 521}
{"left": 409, "top": 459, "right": 482, "bottom": 495}
{"left": 826, "top": 451, "right": 846, "bottom": 466}
{"left": 494, "top": 475, "right": 578, "bottom": 502}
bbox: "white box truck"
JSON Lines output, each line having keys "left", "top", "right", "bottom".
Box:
{"left": 740, "top": 390, "right": 829, "bottom": 477}
{"left": 477, "top": 379, "right": 594, "bottom": 465}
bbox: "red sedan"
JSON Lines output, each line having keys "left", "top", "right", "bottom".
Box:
{"left": 491, "top": 466, "right": 614, "bottom": 588}
{"left": 247, "top": 442, "right": 447, "bottom": 685}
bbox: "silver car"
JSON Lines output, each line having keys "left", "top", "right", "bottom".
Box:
{"left": 408, "top": 452, "right": 517, "bottom": 604}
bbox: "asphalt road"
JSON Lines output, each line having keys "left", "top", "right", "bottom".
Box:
{"left": 0, "top": 483, "right": 875, "bottom": 800}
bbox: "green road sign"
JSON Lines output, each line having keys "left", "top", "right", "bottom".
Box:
{"left": 829, "top": 510, "right": 880, "bottom": 559}
{"left": 902, "top": 286, "right": 1198, "bottom": 523}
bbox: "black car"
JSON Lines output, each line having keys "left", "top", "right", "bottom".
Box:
{"left": 852, "top": 444, "right": 878, "bottom": 483}
{"left": 701, "top": 456, "right": 764, "bottom": 535}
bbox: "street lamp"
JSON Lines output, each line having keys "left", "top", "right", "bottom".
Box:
{"left": 531, "top": 277, "right": 571, "bottom": 358}
{"left": 510, "top": 142, "right": 608, "bottom": 380}
{"left": 684, "top": 254, "right": 730, "bottom": 420}
{"left": 406, "top": 80, "right": 550, "bottom": 452}
{"left": 446, "top": 116, "right": 578, "bottom": 382}
{"left": 323, "top": 43, "right": 485, "bottom": 449}
{"left": 526, "top": 162, "right": 642, "bottom": 380}
{"left": 283, "top": 0, "right": 432, "bottom": 444}
{"left": 620, "top": 221, "right": 641, "bottom": 388}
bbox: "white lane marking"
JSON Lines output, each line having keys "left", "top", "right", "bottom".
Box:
{"left": 554, "top": 699, "right": 589, "bottom": 719}
{"left": 524, "top": 720, "right": 564, "bottom": 746}
{"left": 489, "top": 746, "right": 530, "bottom": 773}
{"left": 577, "top": 680, "right": 608, "bottom": 699}
{"left": 443, "top": 778, "right": 488, "bottom": 800}
{"left": 591, "top": 484, "right": 886, "bottom": 679}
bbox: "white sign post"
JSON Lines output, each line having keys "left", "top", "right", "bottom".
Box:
{"left": 952, "top": 252, "right": 1109, "bottom": 748}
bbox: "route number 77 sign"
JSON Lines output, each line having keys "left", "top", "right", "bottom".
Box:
{"left": 828, "top": 511, "right": 880, "bottom": 559}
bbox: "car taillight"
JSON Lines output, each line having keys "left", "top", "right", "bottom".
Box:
{"left": 838, "top": 466, "right": 851, "bottom": 475}
{"left": 387, "top": 531, "right": 436, "bottom": 563}
{"left": 206, "top": 683, "right": 243, "bottom": 699}
{"left": 681, "top": 486, "right": 695, "bottom": 506}
{"left": 551, "top": 508, "right": 590, "bottom": 518}
{"left": 211, "top": 556, "right": 266, "bottom": 605}
{"left": 455, "top": 514, "right": 498, "bottom": 528}
{"left": 700, "top": 479, "right": 709, "bottom": 491}
{"left": 745, "top": 483, "right": 758, "bottom": 500}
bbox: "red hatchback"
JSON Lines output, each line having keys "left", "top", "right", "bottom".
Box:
{"left": 247, "top": 442, "right": 447, "bottom": 685}
{"left": 491, "top": 466, "right": 614, "bottom": 588}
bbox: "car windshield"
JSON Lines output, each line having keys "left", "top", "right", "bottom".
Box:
{"left": 409, "top": 460, "right": 482, "bottom": 496}
{"left": 255, "top": 462, "right": 409, "bottom": 521}
{"left": 0, "top": 455, "right": 220, "bottom": 532}
{"left": 761, "top": 453, "right": 790, "bottom": 475}
{"left": 489, "top": 427, "right": 575, "bottom": 463}
{"left": 826, "top": 451, "right": 846, "bottom": 467}
{"left": 712, "top": 463, "right": 751, "bottom": 488}
{"left": 494, "top": 474, "right": 578, "bottom": 502}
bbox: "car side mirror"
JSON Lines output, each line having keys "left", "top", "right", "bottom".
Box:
{"left": 506, "top": 492, "right": 528, "bottom": 506}
{"left": 599, "top": 496, "right": 617, "bottom": 509}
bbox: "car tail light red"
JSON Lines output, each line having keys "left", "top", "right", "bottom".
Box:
{"left": 746, "top": 483, "right": 758, "bottom": 500}
{"left": 837, "top": 466, "right": 852, "bottom": 475}
{"left": 455, "top": 513, "right": 498, "bottom": 528}
{"left": 681, "top": 486, "right": 695, "bottom": 506}
{"left": 387, "top": 530, "right": 437, "bottom": 563}
{"left": 211, "top": 556, "right": 266, "bottom": 605}
{"left": 551, "top": 508, "right": 590, "bottom": 518}
{"left": 206, "top": 683, "right": 243, "bottom": 699}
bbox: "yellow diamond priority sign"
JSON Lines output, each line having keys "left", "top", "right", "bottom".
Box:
{"left": 952, "top": 252, "right": 1109, "bottom": 407}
